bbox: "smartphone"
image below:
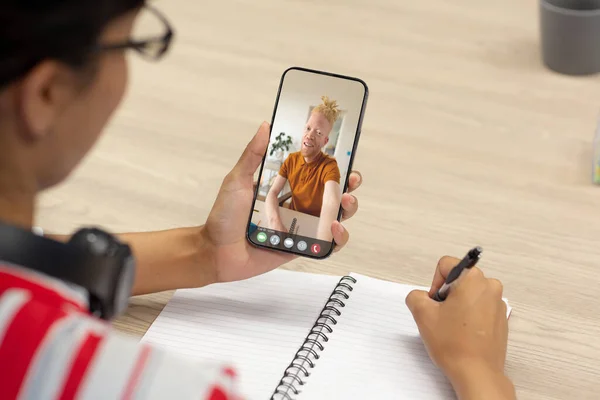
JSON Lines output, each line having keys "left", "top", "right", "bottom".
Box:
{"left": 246, "top": 67, "right": 369, "bottom": 259}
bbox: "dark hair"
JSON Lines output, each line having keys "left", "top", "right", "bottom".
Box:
{"left": 0, "top": 0, "right": 145, "bottom": 88}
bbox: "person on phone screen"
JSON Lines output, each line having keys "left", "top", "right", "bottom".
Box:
{"left": 266, "top": 96, "right": 342, "bottom": 241}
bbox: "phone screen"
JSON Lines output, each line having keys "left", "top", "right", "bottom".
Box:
{"left": 247, "top": 67, "right": 368, "bottom": 259}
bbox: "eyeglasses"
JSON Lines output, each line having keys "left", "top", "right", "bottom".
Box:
{"left": 96, "top": 5, "right": 174, "bottom": 61}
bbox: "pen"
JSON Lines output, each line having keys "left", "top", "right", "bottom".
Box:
{"left": 433, "top": 247, "right": 482, "bottom": 302}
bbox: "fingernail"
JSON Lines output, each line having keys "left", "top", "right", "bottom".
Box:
{"left": 349, "top": 195, "right": 356, "bottom": 204}
{"left": 337, "top": 224, "right": 345, "bottom": 234}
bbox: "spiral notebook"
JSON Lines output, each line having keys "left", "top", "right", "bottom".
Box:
{"left": 142, "top": 269, "right": 512, "bottom": 400}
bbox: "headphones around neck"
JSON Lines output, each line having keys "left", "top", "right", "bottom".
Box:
{"left": 0, "top": 221, "right": 135, "bottom": 321}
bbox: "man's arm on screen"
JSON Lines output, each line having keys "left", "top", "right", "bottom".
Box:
{"left": 265, "top": 175, "right": 287, "bottom": 232}
{"left": 316, "top": 180, "right": 342, "bottom": 242}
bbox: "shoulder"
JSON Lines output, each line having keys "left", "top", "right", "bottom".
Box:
{"left": 319, "top": 155, "right": 341, "bottom": 183}
{"left": 0, "top": 267, "right": 240, "bottom": 399}
{"left": 282, "top": 151, "right": 301, "bottom": 169}
{"left": 286, "top": 151, "right": 302, "bottom": 162}
{"left": 0, "top": 297, "right": 239, "bottom": 399}
{"left": 321, "top": 155, "right": 340, "bottom": 171}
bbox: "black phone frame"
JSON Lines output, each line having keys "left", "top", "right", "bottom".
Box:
{"left": 245, "top": 66, "right": 369, "bottom": 260}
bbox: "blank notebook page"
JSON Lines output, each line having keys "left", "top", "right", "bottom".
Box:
{"left": 302, "top": 274, "right": 456, "bottom": 400}
{"left": 141, "top": 269, "right": 341, "bottom": 400}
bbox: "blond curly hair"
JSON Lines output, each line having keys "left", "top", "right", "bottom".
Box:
{"left": 312, "top": 95, "right": 341, "bottom": 126}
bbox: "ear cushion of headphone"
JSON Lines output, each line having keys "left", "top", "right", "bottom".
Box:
{"left": 68, "top": 229, "right": 113, "bottom": 256}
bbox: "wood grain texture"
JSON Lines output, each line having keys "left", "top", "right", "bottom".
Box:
{"left": 38, "top": 0, "right": 600, "bottom": 398}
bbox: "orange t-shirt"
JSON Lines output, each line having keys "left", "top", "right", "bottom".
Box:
{"left": 279, "top": 151, "right": 341, "bottom": 217}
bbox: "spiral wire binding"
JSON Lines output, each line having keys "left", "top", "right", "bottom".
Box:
{"left": 270, "top": 276, "right": 357, "bottom": 400}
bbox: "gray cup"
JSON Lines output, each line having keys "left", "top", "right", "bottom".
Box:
{"left": 541, "top": 0, "right": 600, "bottom": 75}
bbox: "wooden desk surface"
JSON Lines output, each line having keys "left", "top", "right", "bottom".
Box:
{"left": 38, "top": 0, "right": 600, "bottom": 398}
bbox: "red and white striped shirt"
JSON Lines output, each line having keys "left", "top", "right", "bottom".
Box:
{"left": 0, "top": 263, "right": 242, "bottom": 400}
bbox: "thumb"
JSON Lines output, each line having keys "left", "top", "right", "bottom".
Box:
{"left": 234, "top": 122, "right": 270, "bottom": 177}
{"left": 406, "top": 289, "right": 437, "bottom": 324}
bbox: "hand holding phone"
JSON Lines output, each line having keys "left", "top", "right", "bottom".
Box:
{"left": 199, "top": 121, "right": 361, "bottom": 285}
{"left": 247, "top": 67, "right": 368, "bottom": 259}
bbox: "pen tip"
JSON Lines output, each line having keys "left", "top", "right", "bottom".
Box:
{"left": 469, "top": 247, "right": 483, "bottom": 258}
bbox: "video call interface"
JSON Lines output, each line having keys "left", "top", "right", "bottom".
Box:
{"left": 249, "top": 69, "right": 366, "bottom": 256}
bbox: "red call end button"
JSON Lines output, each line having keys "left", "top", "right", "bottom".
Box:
{"left": 311, "top": 243, "right": 321, "bottom": 254}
